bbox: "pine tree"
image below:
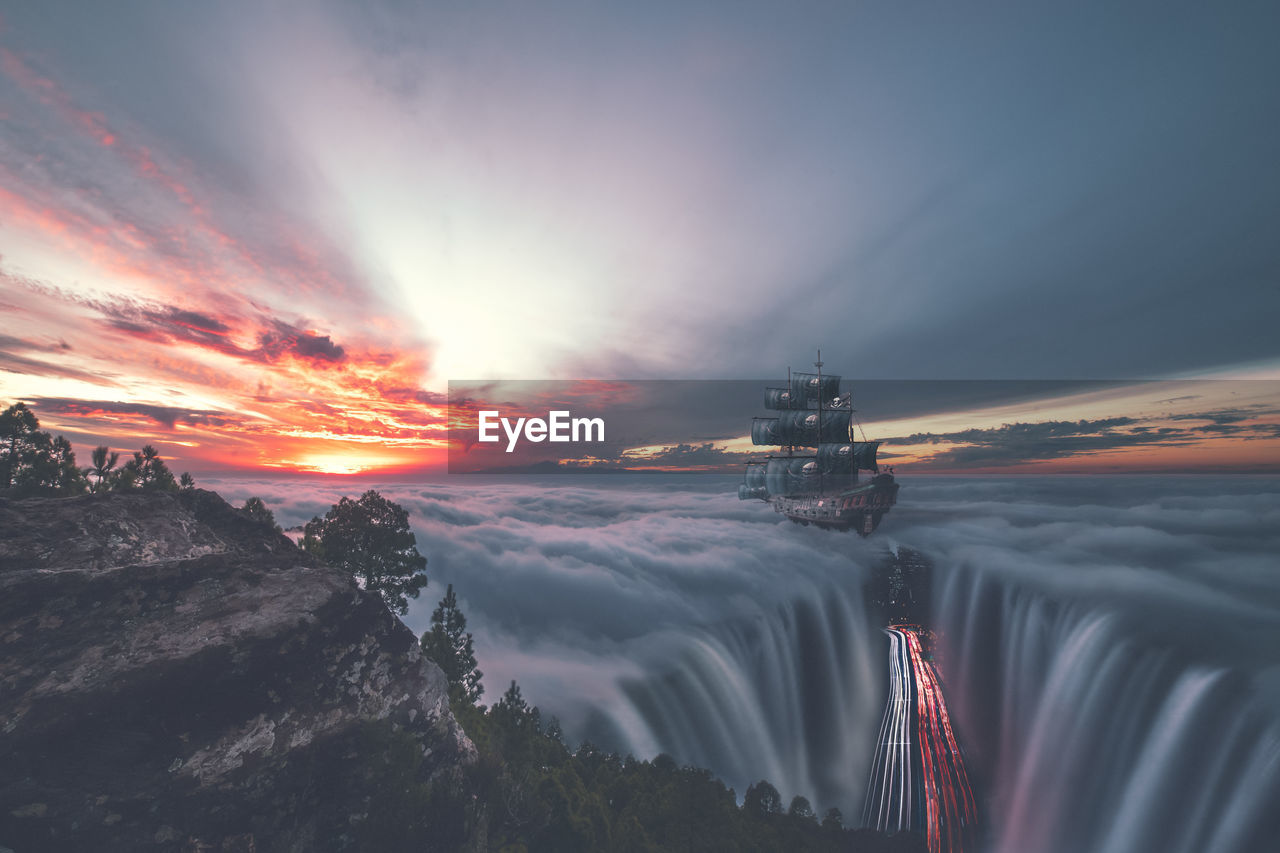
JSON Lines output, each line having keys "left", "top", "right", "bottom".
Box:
{"left": 420, "top": 583, "right": 483, "bottom": 705}
{"left": 788, "top": 795, "right": 815, "bottom": 820}
{"left": 241, "top": 496, "right": 276, "bottom": 527}
{"left": 0, "top": 403, "right": 42, "bottom": 490}
{"left": 88, "top": 446, "right": 120, "bottom": 493}
{"left": 124, "top": 444, "right": 178, "bottom": 491}
{"left": 302, "top": 490, "right": 428, "bottom": 615}
{"left": 0, "top": 403, "right": 86, "bottom": 495}
{"left": 744, "top": 780, "right": 782, "bottom": 817}
{"left": 46, "top": 436, "right": 86, "bottom": 493}
{"left": 492, "top": 680, "right": 538, "bottom": 735}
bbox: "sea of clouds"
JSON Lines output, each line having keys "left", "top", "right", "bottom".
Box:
{"left": 203, "top": 472, "right": 1280, "bottom": 832}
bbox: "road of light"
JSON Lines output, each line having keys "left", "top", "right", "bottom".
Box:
{"left": 862, "top": 627, "right": 977, "bottom": 852}
{"left": 903, "top": 627, "right": 977, "bottom": 853}
{"left": 862, "top": 628, "right": 915, "bottom": 833}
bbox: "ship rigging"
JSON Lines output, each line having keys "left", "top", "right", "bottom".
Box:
{"left": 738, "top": 351, "right": 899, "bottom": 535}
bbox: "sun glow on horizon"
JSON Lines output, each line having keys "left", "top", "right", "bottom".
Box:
{"left": 285, "top": 454, "right": 385, "bottom": 475}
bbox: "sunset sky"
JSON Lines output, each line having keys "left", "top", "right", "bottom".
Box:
{"left": 2, "top": 2, "right": 1278, "bottom": 476}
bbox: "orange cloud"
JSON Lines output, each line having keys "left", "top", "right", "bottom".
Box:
{"left": 0, "top": 44, "right": 441, "bottom": 477}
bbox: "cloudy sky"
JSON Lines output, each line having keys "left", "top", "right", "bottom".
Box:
{"left": 1, "top": 1, "right": 1278, "bottom": 474}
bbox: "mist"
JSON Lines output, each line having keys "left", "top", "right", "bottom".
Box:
{"left": 202, "top": 473, "right": 1280, "bottom": 844}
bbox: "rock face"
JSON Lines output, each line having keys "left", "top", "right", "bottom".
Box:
{"left": 0, "top": 489, "right": 475, "bottom": 852}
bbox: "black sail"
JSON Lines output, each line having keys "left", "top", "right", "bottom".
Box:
{"left": 751, "top": 411, "right": 853, "bottom": 447}
{"left": 766, "top": 386, "right": 851, "bottom": 411}
{"left": 790, "top": 372, "right": 841, "bottom": 403}
{"left": 853, "top": 441, "right": 880, "bottom": 471}
{"left": 751, "top": 418, "right": 784, "bottom": 446}
{"left": 765, "top": 457, "right": 817, "bottom": 496}
{"left": 739, "top": 461, "right": 770, "bottom": 500}
{"left": 817, "top": 441, "right": 881, "bottom": 472}
{"left": 739, "top": 441, "right": 882, "bottom": 500}
{"left": 816, "top": 443, "right": 853, "bottom": 471}
{"left": 763, "top": 387, "right": 806, "bottom": 410}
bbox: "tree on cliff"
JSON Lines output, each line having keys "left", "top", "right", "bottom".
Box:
{"left": 0, "top": 403, "right": 40, "bottom": 489}
{"left": 37, "top": 435, "right": 85, "bottom": 494}
{"left": 789, "top": 795, "right": 815, "bottom": 820}
{"left": 0, "top": 403, "right": 87, "bottom": 495}
{"left": 122, "top": 444, "right": 178, "bottom": 491}
{"left": 241, "top": 496, "right": 276, "bottom": 527}
{"left": 303, "top": 490, "right": 428, "bottom": 615}
{"left": 87, "top": 445, "right": 120, "bottom": 493}
{"left": 744, "top": 780, "right": 783, "bottom": 817}
{"left": 421, "top": 583, "right": 484, "bottom": 706}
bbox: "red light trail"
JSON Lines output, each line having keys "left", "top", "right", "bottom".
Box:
{"left": 904, "top": 627, "right": 977, "bottom": 853}
{"left": 863, "top": 626, "right": 978, "bottom": 853}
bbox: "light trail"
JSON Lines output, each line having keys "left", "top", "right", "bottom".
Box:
{"left": 903, "top": 627, "right": 977, "bottom": 853}
{"left": 862, "top": 628, "right": 916, "bottom": 832}
{"left": 862, "top": 626, "right": 977, "bottom": 853}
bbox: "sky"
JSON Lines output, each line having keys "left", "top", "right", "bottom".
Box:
{"left": 1, "top": 1, "right": 1278, "bottom": 475}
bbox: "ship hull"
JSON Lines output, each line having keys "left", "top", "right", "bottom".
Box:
{"left": 769, "top": 475, "right": 899, "bottom": 536}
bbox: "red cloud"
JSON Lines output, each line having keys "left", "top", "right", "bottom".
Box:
{"left": 0, "top": 43, "right": 448, "bottom": 475}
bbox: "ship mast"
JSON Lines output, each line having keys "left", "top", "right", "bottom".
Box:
{"left": 815, "top": 348, "right": 823, "bottom": 495}
{"left": 787, "top": 365, "right": 793, "bottom": 458}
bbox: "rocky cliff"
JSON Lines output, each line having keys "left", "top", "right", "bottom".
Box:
{"left": 0, "top": 489, "right": 475, "bottom": 852}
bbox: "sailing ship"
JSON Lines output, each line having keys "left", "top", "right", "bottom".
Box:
{"left": 738, "top": 352, "right": 898, "bottom": 535}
